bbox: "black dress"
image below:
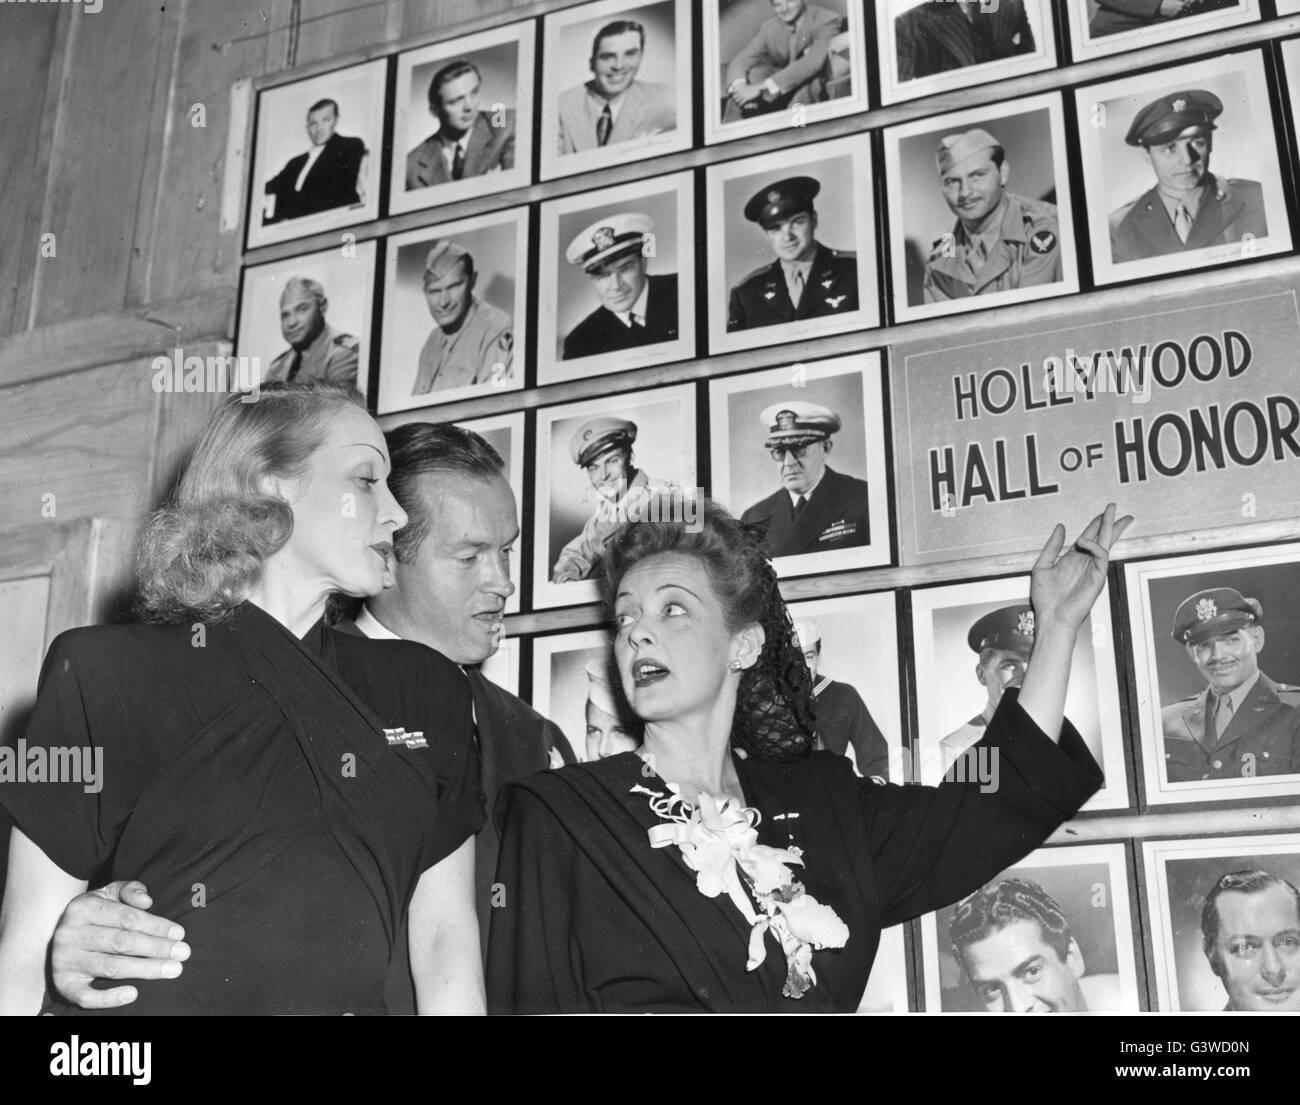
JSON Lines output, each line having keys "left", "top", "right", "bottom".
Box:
{"left": 487, "top": 690, "right": 1101, "bottom": 1013}
{"left": 0, "top": 602, "right": 483, "bottom": 1015}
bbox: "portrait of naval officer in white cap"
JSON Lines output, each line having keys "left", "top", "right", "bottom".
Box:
{"left": 411, "top": 238, "right": 514, "bottom": 396}
{"left": 562, "top": 212, "right": 679, "bottom": 360}
{"left": 739, "top": 400, "right": 870, "bottom": 559}
{"left": 551, "top": 415, "right": 673, "bottom": 584}
{"left": 583, "top": 658, "right": 640, "bottom": 761}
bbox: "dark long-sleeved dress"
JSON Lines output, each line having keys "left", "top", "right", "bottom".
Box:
{"left": 487, "top": 690, "right": 1101, "bottom": 1013}
{"left": 0, "top": 601, "right": 483, "bottom": 1015}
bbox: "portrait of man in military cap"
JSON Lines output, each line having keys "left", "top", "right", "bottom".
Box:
{"left": 726, "top": 176, "right": 857, "bottom": 332}
{"left": 708, "top": 136, "right": 877, "bottom": 352}
{"left": 1076, "top": 55, "right": 1288, "bottom": 283}
{"left": 389, "top": 26, "right": 534, "bottom": 216}
{"left": 376, "top": 210, "right": 527, "bottom": 414}
{"left": 1126, "top": 546, "right": 1300, "bottom": 804}
{"left": 412, "top": 240, "right": 514, "bottom": 397}
{"left": 793, "top": 618, "right": 889, "bottom": 782}
{"left": 739, "top": 401, "right": 871, "bottom": 560}
{"left": 886, "top": 96, "right": 1078, "bottom": 320}
{"left": 248, "top": 60, "right": 385, "bottom": 249}
{"left": 236, "top": 243, "right": 376, "bottom": 395}
{"left": 1108, "top": 90, "right": 1266, "bottom": 264}
{"left": 551, "top": 415, "right": 675, "bottom": 584}
{"left": 939, "top": 604, "right": 1036, "bottom": 771}
{"left": 540, "top": 0, "right": 691, "bottom": 179}
{"left": 534, "top": 384, "right": 697, "bottom": 607}
{"left": 1159, "top": 587, "right": 1300, "bottom": 784}
{"left": 911, "top": 574, "right": 1126, "bottom": 804}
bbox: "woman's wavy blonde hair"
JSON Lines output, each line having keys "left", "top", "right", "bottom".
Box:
{"left": 135, "top": 382, "right": 367, "bottom": 624}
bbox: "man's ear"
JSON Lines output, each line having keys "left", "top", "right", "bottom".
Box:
{"left": 822, "top": 438, "right": 833, "bottom": 457}
{"left": 733, "top": 622, "right": 766, "bottom": 671}
{"left": 1066, "top": 937, "right": 1085, "bottom": 980}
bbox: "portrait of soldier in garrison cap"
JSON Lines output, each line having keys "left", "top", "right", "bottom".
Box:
{"left": 886, "top": 96, "right": 1078, "bottom": 321}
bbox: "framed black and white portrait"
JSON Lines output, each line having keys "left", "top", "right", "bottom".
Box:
{"left": 705, "top": 134, "right": 879, "bottom": 355}
{"left": 537, "top": 172, "right": 695, "bottom": 385}
{"left": 539, "top": 0, "right": 692, "bottom": 181}
{"left": 701, "top": 0, "right": 868, "bottom": 145}
{"left": 1143, "top": 833, "right": 1300, "bottom": 1012}
{"left": 883, "top": 92, "right": 1079, "bottom": 323}
{"left": 708, "top": 353, "right": 892, "bottom": 578}
{"left": 1074, "top": 51, "right": 1290, "bottom": 287}
{"left": 785, "top": 592, "right": 904, "bottom": 784}
{"left": 389, "top": 23, "right": 535, "bottom": 217}
{"left": 376, "top": 207, "right": 528, "bottom": 414}
{"left": 908, "top": 572, "right": 1130, "bottom": 812}
{"left": 532, "top": 382, "right": 698, "bottom": 610}
{"left": 247, "top": 59, "right": 386, "bottom": 250}
{"left": 1123, "top": 542, "right": 1300, "bottom": 807}
{"left": 920, "top": 843, "right": 1142, "bottom": 1012}
{"left": 236, "top": 241, "right": 376, "bottom": 396}
{"left": 877, "top": 0, "right": 1057, "bottom": 106}
{"left": 1065, "top": 0, "right": 1258, "bottom": 63}
{"left": 531, "top": 628, "right": 632, "bottom": 763}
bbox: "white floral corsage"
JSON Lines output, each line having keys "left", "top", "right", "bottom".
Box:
{"left": 633, "top": 782, "right": 849, "bottom": 998}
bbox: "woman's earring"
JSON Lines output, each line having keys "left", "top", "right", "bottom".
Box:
{"left": 728, "top": 659, "right": 743, "bottom": 672}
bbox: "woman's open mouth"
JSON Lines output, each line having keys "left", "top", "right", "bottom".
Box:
{"left": 631, "top": 658, "right": 669, "bottom": 688}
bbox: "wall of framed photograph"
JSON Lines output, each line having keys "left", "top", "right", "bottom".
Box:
{"left": 233, "top": 0, "right": 1300, "bottom": 1012}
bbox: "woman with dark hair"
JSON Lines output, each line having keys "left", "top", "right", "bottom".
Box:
{"left": 0, "top": 383, "right": 484, "bottom": 1015}
{"left": 488, "top": 497, "right": 1128, "bottom": 1012}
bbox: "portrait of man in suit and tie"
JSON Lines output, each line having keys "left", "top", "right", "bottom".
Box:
{"left": 263, "top": 99, "right": 368, "bottom": 226}
{"left": 894, "top": 0, "right": 1037, "bottom": 84}
{"left": 542, "top": 1, "right": 690, "bottom": 178}
{"left": 405, "top": 60, "right": 515, "bottom": 191}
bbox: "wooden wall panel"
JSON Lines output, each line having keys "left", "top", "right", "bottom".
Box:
{"left": 263, "top": 0, "right": 392, "bottom": 70}
{"left": 395, "top": 0, "right": 524, "bottom": 38}
{"left": 0, "top": 11, "right": 62, "bottom": 340}
{"left": 0, "top": 359, "right": 162, "bottom": 529}
{"left": 133, "top": 0, "right": 284, "bottom": 307}
{"left": 31, "top": 4, "right": 168, "bottom": 329}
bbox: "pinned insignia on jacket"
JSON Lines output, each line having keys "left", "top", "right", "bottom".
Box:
{"left": 336, "top": 333, "right": 360, "bottom": 349}
{"left": 825, "top": 295, "right": 846, "bottom": 308}
{"left": 1195, "top": 597, "right": 1218, "bottom": 621}
{"left": 764, "top": 290, "right": 776, "bottom": 300}
{"left": 1030, "top": 231, "right": 1056, "bottom": 255}
{"left": 499, "top": 331, "right": 514, "bottom": 353}
{"left": 383, "top": 727, "right": 427, "bottom": 750}
{"left": 821, "top": 278, "right": 833, "bottom": 289}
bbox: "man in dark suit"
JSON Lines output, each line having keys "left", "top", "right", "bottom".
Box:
{"left": 723, "top": 0, "right": 844, "bottom": 120}
{"left": 562, "top": 212, "right": 678, "bottom": 359}
{"left": 894, "top": 0, "right": 1035, "bottom": 83}
{"left": 44, "top": 423, "right": 576, "bottom": 1013}
{"left": 740, "top": 400, "right": 870, "bottom": 559}
{"left": 1161, "top": 587, "right": 1300, "bottom": 783}
{"left": 405, "top": 60, "right": 515, "bottom": 190}
{"left": 1109, "top": 90, "right": 1268, "bottom": 264}
{"left": 1090, "top": 0, "right": 1238, "bottom": 39}
{"left": 263, "top": 98, "right": 368, "bottom": 224}
{"left": 728, "top": 175, "right": 857, "bottom": 332}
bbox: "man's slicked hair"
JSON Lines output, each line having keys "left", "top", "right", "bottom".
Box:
{"left": 949, "top": 877, "right": 1074, "bottom": 968}
{"left": 1201, "top": 869, "right": 1300, "bottom": 976}
{"left": 592, "top": 19, "right": 645, "bottom": 58}
{"left": 386, "top": 422, "right": 505, "bottom": 562}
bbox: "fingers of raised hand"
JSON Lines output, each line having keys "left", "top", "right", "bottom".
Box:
{"left": 58, "top": 979, "right": 142, "bottom": 1010}
{"left": 81, "top": 895, "right": 185, "bottom": 942}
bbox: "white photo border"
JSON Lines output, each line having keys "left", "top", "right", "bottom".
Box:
{"left": 883, "top": 91, "right": 1080, "bottom": 324}
{"left": 708, "top": 352, "right": 893, "bottom": 578}
{"left": 705, "top": 133, "right": 880, "bottom": 355}
{"left": 388, "top": 22, "right": 536, "bottom": 217}
{"left": 1064, "top": 0, "right": 1259, "bottom": 63}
